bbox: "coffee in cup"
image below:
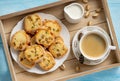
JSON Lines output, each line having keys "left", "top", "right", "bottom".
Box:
{"left": 80, "top": 33, "right": 106, "bottom": 59}
{"left": 72, "top": 26, "right": 116, "bottom": 65}
{"left": 79, "top": 30, "right": 114, "bottom": 61}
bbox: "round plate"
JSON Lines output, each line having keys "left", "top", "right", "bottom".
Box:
{"left": 72, "top": 26, "right": 111, "bottom": 65}
{"left": 10, "top": 13, "right": 70, "bottom": 74}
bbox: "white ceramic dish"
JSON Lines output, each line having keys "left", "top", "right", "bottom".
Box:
{"left": 72, "top": 26, "right": 116, "bottom": 65}
{"left": 10, "top": 13, "right": 70, "bottom": 74}
{"left": 64, "top": 3, "right": 84, "bottom": 23}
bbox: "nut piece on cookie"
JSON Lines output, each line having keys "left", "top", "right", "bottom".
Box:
{"left": 35, "top": 29, "right": 54, "bottom": 48}
{"left": 38, "top": 51, "right": 55, "bottom": 71}
{"left": 19, "top": 52, "right": 35, "bottom": 69}
{"left": 10, "top": 30, "right": 29, "bottom": 51}
{"left": 43, "top": 19, "right": 61, "bottom": 36}
{"left": 24, "top": 45, "right": 45, "bottom": 63}
{"left": 49, "top": 38, "right": 68, "bottom": 58}
{"left": 24, "top": 13, "right": 43, "bottom": 34}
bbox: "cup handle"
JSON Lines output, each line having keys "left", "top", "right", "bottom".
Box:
{"left": 109, "top": 46, "right": 116, "bottom": 50}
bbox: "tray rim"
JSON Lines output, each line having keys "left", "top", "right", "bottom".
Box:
{"left": 0, "top": 20, "right": 17, "bottom": 81}
{"left": 53, "top": 63, "right": 120, "bottom": 81}
{"left": 102, "top": 0, "right": 120, "bottom": 62}
{"left": 0, "top": 0, "right": 120, "bottom": 81}
{"left": 0, "top": 0, "right": 75, "bottom": 20}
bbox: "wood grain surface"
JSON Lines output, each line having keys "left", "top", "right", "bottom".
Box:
{"left": 1, "top": 0, "right": 120, "bottom": 81}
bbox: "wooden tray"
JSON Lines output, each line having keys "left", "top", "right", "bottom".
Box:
{"left": 0, "top": 0, "right": 120, "bottom": 81}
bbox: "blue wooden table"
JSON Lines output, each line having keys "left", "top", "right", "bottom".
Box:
{"left": 0, "top": 36, "right": 12, "bottom": 81}
{"left": 0, "top": 0, "right": 59, "bottom": 16}
{"left": 67, "top": 66, "right": 120, "bottom": 81}
{"left": 107, "top": 0, "right": 120, "bottom": 48}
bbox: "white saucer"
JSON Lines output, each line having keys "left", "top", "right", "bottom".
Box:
{"left": 72, "top": 26, "right": 111, "bottom": 65}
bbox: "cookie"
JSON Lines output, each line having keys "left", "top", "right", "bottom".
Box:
{"left": 10, "top": 30, "right": 29, "bottom": 51}
{"left": 43, "top": 20, "right": 61, "bottom": 36}
{"left": 24, "top": 45, "right": 45, "bottom": 63}
{"left": 19, "top": 52, "right": 35, "bottom": 69}
{"left": 55, "top": 36, "right": 64, "bottom": 43}
{"left": 24, "top": 13, "right": 43, "bottom": 34}
{"left": 49, "top": 39, "right": 68, "bottom": 58}
{"left": 38, "top": 51, "right": 55, "bottom": 71}
{"left": 35, "top": 29, "right": 54, "bottom": 48}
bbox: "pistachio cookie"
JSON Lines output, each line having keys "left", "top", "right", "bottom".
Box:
{"left": 49, "top": 38, "right": 68, "bottom": 58}
{"left": 24, "top": 14, "right": 43, "bottom": 34}
{"left": 35, "top": 29, "right": 54, "bottom": 48}
{"left": 38, "top": 51, "right": 55, "bottom": 71}
{"left": 10, "top": 30, "right": 29, "bottom": 51}
{"left": 24, "top": 45, "right": 45, "bottom": 63}
{"left": 43, "top": 20, "right": 61, "bottom": 36}
{"left": 19, "top": 52, "right": 35, "bottom": 69}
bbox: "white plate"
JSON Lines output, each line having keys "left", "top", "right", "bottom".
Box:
{"left": 10, "top": 13, "right": 70, "bottom": 74}
{"left": 72, "top": 26, "right": 111, "bottom": 65}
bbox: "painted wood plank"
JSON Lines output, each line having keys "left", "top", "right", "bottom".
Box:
{"left": 0, "top": 36, "right": 12, "bottom": 81}
{"left": 0, "top": 0, "right": 59, "bottom": 16}
{"left": 0, "top": 21, "right": 17, "bottom": 81}
{"left": 0, "top": 0, "right": 75, "bottom": 19}
{"left": 54, "top": 63, "right": 120, "bottom": 81}
{"left": 67, "top": 66, "right": 120, "bottom": 81}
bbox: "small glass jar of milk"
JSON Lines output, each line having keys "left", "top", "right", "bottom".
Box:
{"left": 64, "top": 3, "right": 84, "bottom": 23}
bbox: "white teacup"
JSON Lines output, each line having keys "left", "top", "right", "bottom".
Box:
{"left": 79, "top": 29, "right": 116, "bottom": 61}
